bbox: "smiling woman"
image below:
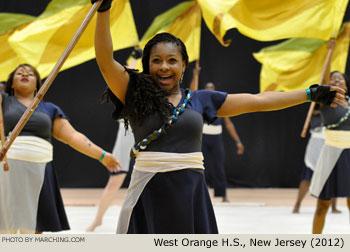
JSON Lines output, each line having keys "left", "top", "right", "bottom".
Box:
{"left": 92, "top": 0, "right": 345, "bottom": 234}
{"left": 0, "top": 64, "right": 120, "bottom": 234}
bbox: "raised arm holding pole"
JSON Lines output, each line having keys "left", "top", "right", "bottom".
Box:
{"left": 0, "top": 95, "right": 9, "bottom": 171}
{"left": 0, "top": 0, "right": 103, "bottom": 161}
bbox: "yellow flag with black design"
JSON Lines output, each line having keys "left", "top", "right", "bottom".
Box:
{"left": 254, "top": 22, "right": 350, "bottom": 92}
{"left": 197, "top": 0, "right": 237, "bottom": 46}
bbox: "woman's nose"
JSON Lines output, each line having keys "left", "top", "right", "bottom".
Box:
{"left": 160, "top": 61, "right": 169, "bottom": 71}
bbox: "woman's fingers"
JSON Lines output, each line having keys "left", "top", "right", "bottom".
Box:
{"left": 102, "top": 153, "right": 121, "bottom": 172}
{"left": 329, "top": 85, "right": 346, "bottom": 94}
{"left": 328, "top": 86, "right": 346, "bottom": 107}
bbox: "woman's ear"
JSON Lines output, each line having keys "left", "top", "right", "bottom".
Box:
{"left": 182, "top": 60, "right": 187, "bottom": 70}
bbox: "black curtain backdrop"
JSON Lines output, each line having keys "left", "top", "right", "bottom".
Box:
{"left": 1, "top": 1, "right": 349, "bottom": 188}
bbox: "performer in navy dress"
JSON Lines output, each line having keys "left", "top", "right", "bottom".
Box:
{"left": 0, "top": 64, "right": 120, "bottom": 234}
{"left": 92, "top": 0, "right": 345, "bottom": 234}
{"left": 189, "top": 65, "right": 244, "bottom": 202}
{"left": 292, "top": 106, "right": 340, "bottom": 214}
{"left": 310, "top": 71, "right": 350, "bottom": 233}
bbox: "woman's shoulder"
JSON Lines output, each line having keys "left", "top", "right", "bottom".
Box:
{"left": 0, "top": 91, "right": 9, "bottom": 100}
{"left": 39, "top": 101, "right": 64, "bottom": 114}
{"left": 191, "top": 89, "right": 227, "bottom": 102}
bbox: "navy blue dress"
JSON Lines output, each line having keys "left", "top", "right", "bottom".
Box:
{"left": 1, "top": 94, "right": 69, "bottom": 232}
{"left": 113, "top": 87, "right": 227, "bottom": 234}
{"left": 202, "top": 118, "right": 227, "bottom": 197}
{"left": 35, "top": 102, "right": 70, "bottom": 232}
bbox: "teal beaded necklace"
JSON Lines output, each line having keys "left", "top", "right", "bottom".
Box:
{"left": 326, "top": 97, "right": 350, "bottom": 129}
{"left": 130, "top": 89, "right": 192, "bottom": 158}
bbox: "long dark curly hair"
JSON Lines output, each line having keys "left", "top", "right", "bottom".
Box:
{"left": 102, "top": 33, "right": 189, "bottom": 129}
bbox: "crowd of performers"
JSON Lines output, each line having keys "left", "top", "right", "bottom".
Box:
{"left": 0, "top": 0, "right": 349, "bottom": 234}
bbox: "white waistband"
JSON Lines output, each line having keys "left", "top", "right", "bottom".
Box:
{"left": 310, "top": 127, "right": 325, "bottom": 139}
{"left": 324, "top": 129, "right": 350, "bottom": 148}
{"left": 134, "top": 152, "right": 204, "bottom": 173}
{"left": 203, "top": 124, "right": 222, "bottom": 135}
{"left": 5, "top": 136, "right": 53, "bottom": 163}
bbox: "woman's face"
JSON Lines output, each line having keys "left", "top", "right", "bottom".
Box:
{"left": 329, "top": 72, "right": 347, "bottom": 91}
{"left": 12, "top": 65, "right": 37, "bottom": 95}
{"left": 149, "top": 42, "right": 186, "bottom": 92}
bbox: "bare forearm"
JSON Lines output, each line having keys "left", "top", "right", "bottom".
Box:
{"left": 223, "top": 117, "right": 240, "bottom": 142}
{"left": 218, "top": 90, "right": 307, "bottom": 117}
{"left": 254, "top": 90, "right": 307, "bottom": 111}
{"left": 190, "top": 75, "right": 199, "bottom": 92}
{"left": 66, "top": 132, "right": 104, "bottom": 161}
{"left": 227, "top": 125, "right": 241, "bottom": 142}
{"left": 95, "top": 11, "right": 114, "bottom": 69}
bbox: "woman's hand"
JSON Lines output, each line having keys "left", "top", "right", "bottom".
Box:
{"left": 100, "top": 152, "right": 121, "bottom": 173}
{"left": 326, "top": 38, "right": 336, "bottom": 50}
{"left": 309, "top": 84, "right": 346, "bottom": 107}
{"left": 91, "top": 0, "right": 113, "bottom": 12}
{"left": 236, "top": 142, "right": 244, "bottom": 155}
{"left": 193, "top": 60, "right": 201, "bottom": 76}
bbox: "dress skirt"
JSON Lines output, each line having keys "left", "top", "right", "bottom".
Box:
{"left": 0, "top": 159, "right": 45, "bottom": 233}
{"left": 127, "top": 169, "right": 218, "bottom": 234}
{"left": 35, "top": 163, "right": 70, "bottom": 232}
{"left": 318, "top": 149, "right": 350, "bottom": 200}
{"left": 300, "top": 166, "right": 314, "bottom": 181}
{"left": 202, "top": 134, "right": 226, "bottom": 197}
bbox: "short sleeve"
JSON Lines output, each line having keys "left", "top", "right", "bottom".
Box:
{"left": 1, "top": 91, "right": 8, "bottom": 101}
{"left": 190, "top": 90, "right": 227, "bottom": 124}
{"left": 39, "top": 102, "right": 69, "bottom": 121}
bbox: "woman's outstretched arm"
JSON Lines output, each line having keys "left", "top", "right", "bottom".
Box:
{"left": 217, "top": 86, "right": 346, "bottom": 117}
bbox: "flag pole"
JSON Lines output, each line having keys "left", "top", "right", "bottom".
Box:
{"left": 0, "top": 0, "right": 102, "bottom": 161}
{"left": 0, "top": 96, "right": 9, "bottom": 171}
{"left": 300, "top": 43, "right": 334, "bottom": 138}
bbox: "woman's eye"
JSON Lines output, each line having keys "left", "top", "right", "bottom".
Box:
{"left": 169, "top": 58, "right": 177, "bottom": 63}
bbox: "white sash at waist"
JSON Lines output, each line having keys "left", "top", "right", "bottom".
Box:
{"left": 5, "top": 136, "right": 53, "bottom": 163}
{"left": 134, "top": 152, "right": 204, "bottom": 173}
{"left": 203, "top": 124, "right": 222, "bottom": 135}
{"left": 325, "top": 129, "right": 350, "bottom": 148}
{"left": 310, "top": 129, "right": 350, "bottom": 197}
{"left": 304, "top": 128, "right": 325, "bottom": 171}
{"left": 117, "top": 151, "right": 204, "bottom": 234}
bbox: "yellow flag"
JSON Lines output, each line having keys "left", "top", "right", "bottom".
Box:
{"left": 197, "top": 0, "right": 237, "bottom": 46}
{"left": 254, "top": 23, "right": 350, "bottom": 92}
{"left": 0, "top": 13, "right": 35, "bottom": 81}
{"left": 223, "top": 0, "right": 348, "bottom": 41}
{"left": 131, "top": 1, "right": 201, "bottom": 71}
{"left": 8, "top": 0, "right": 138, "bottom": 79}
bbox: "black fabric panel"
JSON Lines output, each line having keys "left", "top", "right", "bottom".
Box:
{"left": 1, "top": 1, "right": 350, "bottom": 188}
